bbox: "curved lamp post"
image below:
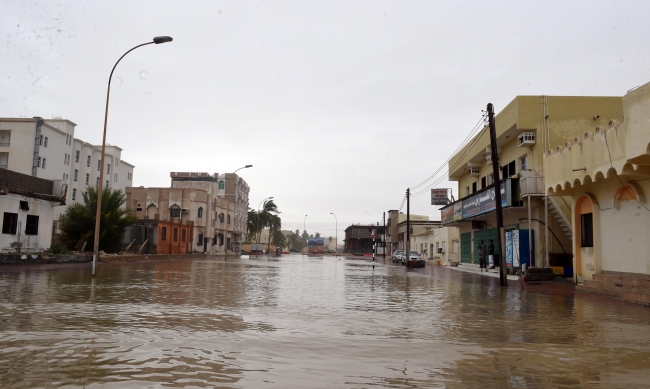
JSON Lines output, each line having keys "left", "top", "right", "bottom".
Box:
{"left": 330, "top": 212, "right": 337, "bottom": 256}
{"left": 256, "top": 197, "right": 273, "bottom": 256}
{"left": 225, "top": 165, "right": 252, "bottom": 260}
{"left": 92, "top": 36, "right": 173, "bottom": 277}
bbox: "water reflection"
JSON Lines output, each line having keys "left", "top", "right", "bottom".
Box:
{"left": 1, "top": 256, "right": 650, "bottom": 388}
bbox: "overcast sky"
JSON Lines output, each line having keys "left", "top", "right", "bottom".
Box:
{"left": 3, "top": 0, "right": 649, "bottom": 242}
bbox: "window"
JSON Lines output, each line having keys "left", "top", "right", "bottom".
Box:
{"left": 127, "top": 172, "right": 132, "bottom": 181}
{"left": 465, "top": 186, "right": 470, "bottom": 196}
{"left": 96, "top": 177, "right": 99, "bottom": 187}
{"left": 106, "top": 180, "right": 109, "bottom": 188}
{"left": 42, "top": 158, "right": 46, "bottom": 169}
{"left": 115, "top": 158, "right": 119, "bottom": 166}
{"left": 20, "top": 201, "right": 29, "bottom": 210}
{"left": 136, "top": 203, "right": 142, "bottom": 211}
{"left": 581, "top": 213, "right": 594, "bottom": 248}
{"left": 114, "top": 173, "right": 118, "bottom": 182}
{"left": 87, "top": 155, "right": 91, "bottom": 167}
{"left": 520, "top": 155, "right": 528, "bottom": 171}
{"left": 97, "top": 159, "right": 101, "bottom": 171}
{"left": 2, "top": 212, "right": 18, "bottom": 234}
{"left": 173, "top": 228, "right": 178, "bottom": 241}
{"left": 219, "top": 213, "right": 224, "bottom": 223}
{"left": 74, "top": 169, "right": 78, "bottom": 182}
{"left": 502, "top": 160, "right": 517, "bottom": 179}
{"left": 72, "top": 188, "right": 77, "bottom": 201}
{"left": 181, "top": 229, "right": 186, "bottom": 242}
{"left": 198, "top": 233, "right": 203, "bottom": 245}
{"left": 39, "top": 135, "right": 43, "bottom": 145}
{"left": 161, "top": 226, "right": 167, "bottom": 241}
{"left": 26, "top": 215, "right": 40, "bottom": 235}
{"left": 481, "top": 176, "right": 486, "bottom": 189}
{"left": 107, "top": 164, "right": 110, "bottom": 175}
{"left": 198, "top": 207, "right": 203, "bottom": 218}
{"left": 37, "top": 157, "right": 41, "bottom": 168}
{"left": 75, "top": 150, "right": 79, "bottom": 162}
{"left": 170, "top": 207, "right": 181, "bottom": 218}
{"left": 85, "top": 173, "right": 90, "bottom": 185}
{"left": 212, "top": 234, "right": 217, "bottom": 245}
{"left": 218, "top": 180, "right": 225, "bottom": 190}
{"left": 44, "top": 136, "right": 48, "bottom": 147}
{"left": 472, "top": 182, "right": 477, "bottom": 193}
{"left": 487, "top": 173, "right": 494, "bottom": 185}
{"left": 227, "top": 215, "right": 231, "bottom": 224}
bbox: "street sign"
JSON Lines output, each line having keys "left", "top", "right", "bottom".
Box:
{"left": 431, "top": 188, "right": 451, "bottom": 206}
{"left": 370, "top": 229, "right": 376, "bottom": 239}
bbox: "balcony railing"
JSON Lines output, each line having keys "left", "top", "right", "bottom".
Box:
{"left": 0, "top": 142, "right": 9, "bottom": 147}
{"left": 519, "top": 176, "right": 545, "bottom": 197}
{"left": 0, "top": 164, "right": 7, "bottom": 169}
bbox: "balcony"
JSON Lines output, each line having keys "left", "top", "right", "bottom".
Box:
{"left": 0, "top": 142, "right": 9, "bottom": 147}
{"left": 519, "top": 175, "right": 544, "bottom": 197}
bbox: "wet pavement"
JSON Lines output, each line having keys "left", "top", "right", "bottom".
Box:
{"left": 1, "top": 254, "right": 650, "bottom": 388}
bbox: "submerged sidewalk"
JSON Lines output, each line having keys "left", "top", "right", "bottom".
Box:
{"left": 446, "top": 262, "right": 522, "bottom": 281}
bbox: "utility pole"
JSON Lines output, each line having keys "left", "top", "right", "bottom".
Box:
{"left": 382, "top": 212, "right": 386, "bottom": 260}
{"left": 406, "top": 188, "right": 410, "bottom": 267}
{"left": 487, "top": 103, "right": 507, "bottom": 287}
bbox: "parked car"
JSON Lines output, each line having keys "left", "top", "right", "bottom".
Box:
{"left": 408, "top": 251, "right": 421, "bottom": 262}
{"left": 392, "top": 250, "right": 406, "bottom": 263}
{"left": 289, "top": 248, "right": 300, "bottom": 253}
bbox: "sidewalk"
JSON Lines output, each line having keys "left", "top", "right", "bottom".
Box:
{"left": 446, "top": 262, "right": 521, "bottom": 281}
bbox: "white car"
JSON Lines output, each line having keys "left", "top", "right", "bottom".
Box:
{"left": 392, "top": 250, "right": 405, "bottom": 263}
{"left": 408, "top": 251, "right": 421, "bottom": 262}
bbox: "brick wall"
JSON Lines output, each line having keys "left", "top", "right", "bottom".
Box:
{"left": 0, "top": 168, "right": 53, "bottom": 195}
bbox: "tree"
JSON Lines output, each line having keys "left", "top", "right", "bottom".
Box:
{"left": 315, "top": 232, "right": 321, "bottom": 238}
{"left": 58, "top": 186, "right": 137, "bottom": 253}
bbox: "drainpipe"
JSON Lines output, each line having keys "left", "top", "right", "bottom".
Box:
{"left": 32, "top": 117, "right": 44, "bottom": 177}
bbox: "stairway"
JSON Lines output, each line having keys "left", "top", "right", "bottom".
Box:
{"left": 547, "top": 196, "right": 572, "bottom": 241}
{"left": 577, "top": 271, "right": 650, "bottom": 305}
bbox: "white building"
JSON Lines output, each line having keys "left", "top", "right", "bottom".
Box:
{"left": 1, "top": 169, "right": 65, "bottom": 252}
{"left": 0, "top": 117, "right": 134, "bottom": 227}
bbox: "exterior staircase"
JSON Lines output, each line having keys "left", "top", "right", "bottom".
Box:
{"left": 577, "top": 271, "right": 650, "bottom": 305}
{"left": 547, "top": 196, "right": 572, "bottom": 241}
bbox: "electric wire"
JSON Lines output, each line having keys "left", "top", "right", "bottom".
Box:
{"left": 410, "top": 114, "right": 488, "bottom": 191}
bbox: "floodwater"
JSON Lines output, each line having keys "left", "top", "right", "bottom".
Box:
{"left": 1, "top": 256, "right": 650, "bottom": 388}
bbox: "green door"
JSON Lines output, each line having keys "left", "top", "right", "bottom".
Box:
{"left": 460, "top": 232, "right": 472, "bottom": 263}
{"left": 473, "top": 228, "right": 500, "bottom": 262}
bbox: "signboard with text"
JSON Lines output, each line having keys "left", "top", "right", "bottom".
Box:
{"left": 431, "top": 188, "right": 451, "bottom": 206}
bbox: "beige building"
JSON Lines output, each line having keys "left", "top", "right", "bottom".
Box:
{"left": 410, "top": 226, "right": 460, "bottom": 265}
{"left": 386, "top": 210, "right": 438, "bottom": 254}
{"left": 126, "top": 172, "right": 249, "bottom": 255}
{"left": 441, "top": 95, "right": 623, "bottom": 270}
{"left": 544, "top": 81, "right": 650, "bottom": 293}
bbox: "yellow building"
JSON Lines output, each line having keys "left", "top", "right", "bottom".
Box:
{"left": 544, "top": 81, "right": 650, "bottom": 303}
{"left": 441, "top": 95, "right": 623, "bottom": 271}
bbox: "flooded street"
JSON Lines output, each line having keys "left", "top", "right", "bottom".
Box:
{"left": 1, "top": 256, "right": 650, "bottom": 388}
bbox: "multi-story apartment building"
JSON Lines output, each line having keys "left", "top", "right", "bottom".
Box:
{"left": 544, "top": 81, "right": 650, "bottom": 303}
{"left": 125, "top": 172, "right": 249, "bottom": 255}
{"left": 0, "top": 117, "right": 134, "bottom": 227}
{"left": 440, "top": 95, "right": 623, "bottom": 272}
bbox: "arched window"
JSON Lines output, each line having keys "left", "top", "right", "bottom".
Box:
{"left": 197, "top": 207, "right": 203, "bottom": 218}
{"left": 170, "top": 205, "right": 181, "bottom": 218}
{"left": 218, "top": 180, "right": 225, "bottom": 190}
{"left": 219, "top": 213, "right": 224, "bottom": 223}
{"left": 227, "top": 215, "right": 231, "bottom": 224}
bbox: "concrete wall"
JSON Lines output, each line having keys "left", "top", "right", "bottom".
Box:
{"left": 411, "top": 227, "right": 460, "bottom": 264}
{"left": 0, "top": 193, "right": 57, "bottom": 252}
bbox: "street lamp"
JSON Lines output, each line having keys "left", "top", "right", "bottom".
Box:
{"left": 303, "top": 214, "right": 307, "bottom": 254}
{"left": 92, "top": 36, "right": 173, "bottom": 277}
{"left": 225, "top": 165, "right": 252, "bottom": 260}
{"left": 256, "top": 197, "right": 273, "bottom": 256}
{"left": 330, "top": 212, "right": 337, "bottom": 256}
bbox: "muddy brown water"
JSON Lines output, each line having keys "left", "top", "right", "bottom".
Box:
{"left": 1, "top": 255, "right": 649, "bottom": 388}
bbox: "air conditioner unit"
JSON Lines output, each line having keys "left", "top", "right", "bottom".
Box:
{"left": 468, "top": 167, "right": 480, "bottom": 177}
{"left": 518, "top": 132, "right": 536, "bottom": 147}
{"left": 181, "top": 208, "right": 189, "bottom": 213}
{"left": 437, "top": 248, "right": 444, "bottom": 254}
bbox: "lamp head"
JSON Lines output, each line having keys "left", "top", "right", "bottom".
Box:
{"left": 153, "top": 36, "right": 173, "bottom": 44}
{"left": 245, "top": 165, "right": 253, "bottom": 168}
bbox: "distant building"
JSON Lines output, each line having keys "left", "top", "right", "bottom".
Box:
{"left": 0, "top": 169, "right": 65, "bottom": 252}
{"left": 0, "top": 117, "right": 134, "bottom": 230}
{"left": 343, "top": 224, "right": 385, "bottom": 254}
{"left": 386, "top": 210, "right": 433, "bottom": 253}
{"left": 125, "top": 172, "right": 249, "bottom": 255}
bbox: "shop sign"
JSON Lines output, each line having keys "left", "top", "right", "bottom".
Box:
{"left": 461, "top": 181, "right": 511, "bottom": 219}
{"left": 431, "top": 188, "right": 451, "bottom": 206}
{"left": 441, "top": 201, "right": 463, "bottom": 225}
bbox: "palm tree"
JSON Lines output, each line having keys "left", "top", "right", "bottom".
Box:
{"left": 59, "top": 186, "right": 137, "bottom": 252}
{"left": 267, "top": 213, "right": 282, "bottom": 254}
